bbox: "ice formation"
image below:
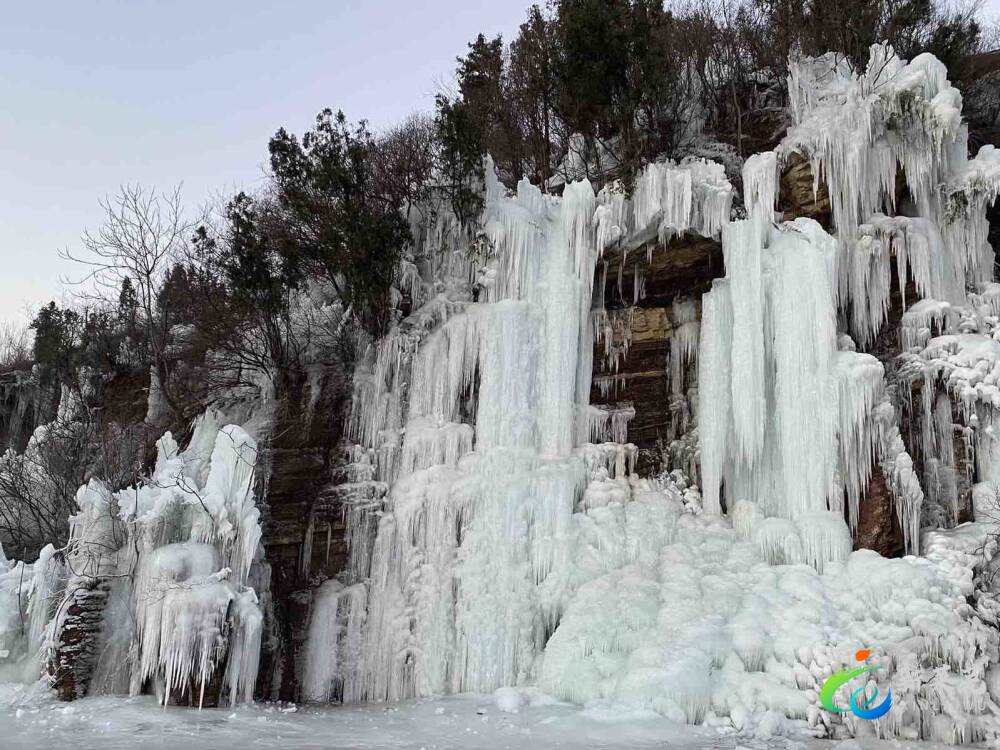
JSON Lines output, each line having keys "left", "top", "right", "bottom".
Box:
{"left": 1, "top": 41, "right": 1000, "bottom": 747}
{"left": 540, "top": 482, "right": 1000, "bottom": 744}
{"left": 699, "top": 43, "right": 1000, "bottom": 557}
{"left": 592, "top": 158, "right": 733, "bottom": 310}
{"left": 782, "top": 43, "right": 996, "bottom": 346}
{"left": 287, "top": 44, "right": 1000, "bottom": 745}
{"left": 344, "top": 166, "right": 603, "bottom": 701}
{"left": 0, "top": 415, "right": 265, "bottom": 706}
{"left": 0, "top": 548, "right": 57, "bottom": 684}
{"left": 628, "top": 158, "right": 734, "bottom": 245}
{"left": 698, "top": 211, "right": 885, "bottom": 538}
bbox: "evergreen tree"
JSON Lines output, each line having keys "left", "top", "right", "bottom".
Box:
{"left": 434, "top": 94, "right": 487, "bottom": 226}
{"left": 268, "top": 109, "right": 411, "bottom": 335}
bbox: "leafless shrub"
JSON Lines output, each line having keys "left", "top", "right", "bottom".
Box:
{"left": 0, "top": 320, "right": 32, "bottom": 374}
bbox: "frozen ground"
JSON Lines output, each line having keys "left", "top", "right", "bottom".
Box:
{"left": 0, "top": 683, "right": 973, "bottom": 750}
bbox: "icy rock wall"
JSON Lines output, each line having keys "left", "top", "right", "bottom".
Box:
{"left": 587, "top": 163, "right": 724, "bottom": 477}
{"left": 699, "top": 43, "right": 1000, "bottom": 551}
{"left": 318, "top": 46, "right": 1000, "bottom": 744}
{"left": 899, "top": 315, "right": 1000, "bottom": 532}
{"left": 782, "top": 43, "right": 997, "bottom": 347}
{"left": 344, "top": 165, "right": 605, "bottom": 701}
{"left": 847, "top": 56, "right": 1000, "bottom": 537}
{"left": 329, "top": 156, "right": 727, "bottom": 702}
{"left": 0, "top": 414, "right": 265, "bottom": 706}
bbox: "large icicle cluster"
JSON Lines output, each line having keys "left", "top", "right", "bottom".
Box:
{"left": 337, "top": 163, "right": 609, "bottom": 701}
{"left": 0, "top": 415, "right": 265, "bottom": 706}
{"left": 703, "top": 42, "right": 1000, "bottom": 553}
{"left": 593, "top": 158, "right": 732, "bottom": 256}
{"left": 782, "top": 44, "right": 996, "bottom": 346}
{"left": 897, "top": 302, "right": 1000, "bottom": 533}
{"left": 592, "top": 159, "right": 732, "bottom": 310}
{"left": 628, "top": 158, "right": 734, "bottom": 245}
{"left": 285, "top": 44, "right": 1000, "bottom": 746}
{"left": 698, "top": 205, "right": 885, "bottom": 541}
{"left": 114, "top": 416, "right": 263, "bottom": 705}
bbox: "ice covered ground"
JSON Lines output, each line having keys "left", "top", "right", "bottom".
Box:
{"left": 0, "top": 684, "right": 971, "bottom": 750}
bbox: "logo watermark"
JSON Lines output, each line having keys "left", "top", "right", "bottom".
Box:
{"left": 819, "top": 648, "right": 892, "bottom": 720}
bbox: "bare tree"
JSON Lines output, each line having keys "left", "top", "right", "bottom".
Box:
{"left": 61, "top": 185, "right": 194, "bottom": 424}
{"left": 0, "top": 320, "right": 31, "bottom": 374}
{"left": 0, "top": 402, "right": 146, "bottom": 561}
{"left": 375, "top": 113, "right": 437, "bottom": 217}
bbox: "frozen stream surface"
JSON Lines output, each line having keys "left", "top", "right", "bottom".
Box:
{"left": 0, "top": 683, "right": 974, "bottom": 750}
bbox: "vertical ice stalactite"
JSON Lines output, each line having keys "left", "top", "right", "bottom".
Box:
{"left": 669, "top": 297, "right": 699, "bottom": 398}
{"left": 834, "top": 351, "right": 885, "bottom": 530}
{"left": 769, "top": 220, "right": 839, "bottom": 517}
{"left": 722, "top": 216, "right": 766, "bottom": 471}
{"left": 302, "top": 580, "right": 366, "bottom": 703}
{"left": 697, "top": 280, "right": 733, "bottom": 515}
{"left": 601, "top": 158, "right": 732, "bottom": 252}
{"left": 698, "top": 215, "right": 878, "bottom": 536}
{"left": 742, "top": 151, "right": 778, "bottom": 223}
{"left": 535, "top": 180, "right": 596, "bottom": 456}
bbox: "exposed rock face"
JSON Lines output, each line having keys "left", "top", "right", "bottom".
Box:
{"left": 588, "top": 156, "right": 831, "bottom": 473}
{"left": 598, "top": 236, "right": 724, "bottom": 310}
{"left": 257, "top": 368, "right": 353, "bottom": 701}
{"left": 48, "top": 579, "right": 109, "bottom": 701}
{"left": 0, "top": 370, "right": 55, "bottom": 452}
{"left": 855, "top": 467, "right": 905, "bottom": 557}
{"left": 778, "top": 151, "right": 831, "bottom": 223}
{"left": 590, "top": 305, "right": 698, "bottom": 475}
{"left": 591, "top": 307, "right": 671, "bottom": 453}
{"left": 585, "top": 155, "right": 928, "bottom": 554}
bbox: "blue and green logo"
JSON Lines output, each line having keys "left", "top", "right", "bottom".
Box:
{"left": 819, "top": 649, "right": 892, "bottom": 720}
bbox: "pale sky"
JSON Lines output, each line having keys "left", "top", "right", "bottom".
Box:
{"left": 0, "top": 0, "right": 529, "bottom": 326}
{"left": 3, "top": 0, "right": 1000, "bottom": 328}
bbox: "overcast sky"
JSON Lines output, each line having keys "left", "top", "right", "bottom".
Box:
{"left": 3, "top": 0, "right": 1000, "bottom": 327}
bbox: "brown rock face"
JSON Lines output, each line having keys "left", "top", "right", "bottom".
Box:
{"left": 257, "top": 367, "right": 353, "bottom": 701}
{"left": 854, "top": 467, "right": 905, "bottom": 557}
{"left": 598, "top": 236, "right": 723, "bottom": 310}
{"left": 778, "top": 152, "right": 832, "bottom": 224}
{"left": 48, "top": 579, "right": 109, "bottom": 701}
{"left": 590, "top": 304, "right": 699, "bottom": 476}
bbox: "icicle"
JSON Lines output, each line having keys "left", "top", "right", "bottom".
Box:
{"left": 752, "top": 518, "right": 804, "bottom": 565}
{"left": 698, "top": 280, "right": 733, "bottom": 515}
{"left": 731, "top": 499, "right": 763, "bottom": 538}
{"left": 742, "top": 151, "right": 778, "bottom": 222}
{"left": 794, "top": 511, "right": 852, "bottom": 573}
{"left": 303, "top": 580, "right": 367, "bottom": 703}
{"left": 835, "top": 352, "right": 884, "bottom": 530}
{"left": 722, "top": 216, "right": 766, "bottom": 468}
{"left": 669, "top": 297, "right": 699, "bottom": 397}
